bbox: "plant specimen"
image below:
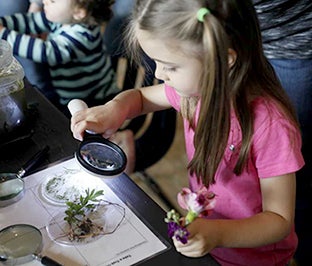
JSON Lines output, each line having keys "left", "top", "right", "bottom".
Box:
{"left": 64, "top": 188, "right": 104, "bottom": 241}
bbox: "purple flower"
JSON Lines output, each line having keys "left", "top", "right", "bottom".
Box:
{"left": 167, "top": 221, "right": 179, "bottom": 237}
{"left": 174, "top": 226, "right": 190, "bottom": 244}
{"left": 167, "top": 221, "right": 189, "bottom": 244}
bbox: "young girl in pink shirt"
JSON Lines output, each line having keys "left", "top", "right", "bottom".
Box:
{"left": 70, "top": 0, "right": 304, "bottom": 265}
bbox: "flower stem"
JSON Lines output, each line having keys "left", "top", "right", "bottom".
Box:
{"left": 185, "top": 211, "right": 198, "bottom": 225}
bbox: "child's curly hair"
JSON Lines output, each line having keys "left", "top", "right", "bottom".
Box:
{"left": 75, "top": 0, "right": 115, "bottom": 25}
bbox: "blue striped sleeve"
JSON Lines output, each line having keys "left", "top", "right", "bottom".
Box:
{"left": 0, "top": 12, "right": 51, "bottom": 34}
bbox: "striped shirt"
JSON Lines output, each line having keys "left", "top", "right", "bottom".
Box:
{"left": 0, "top": 12, "right": 119, "bottom": 105}
{"left": 253, "top": 0, "right": 312, "bottom": 59}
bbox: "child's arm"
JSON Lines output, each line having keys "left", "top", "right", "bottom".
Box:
{"left": 0, "top": 27, "right": 48, "bottom": 64}
{"left": 0, "top": 12, "right": 49, "bottom": 35}
{"left": 70, "top": 83, "right": 171, "bottom": 141}
{"left": 0, "top": 18, "right": 87, "bottom": 66}
{"left": 173, "top": 172, "right": 296, "bottom": 257}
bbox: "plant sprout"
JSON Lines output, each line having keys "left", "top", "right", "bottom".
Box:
{"left": 64, "top": 188, "right": 104, "bottom": 241}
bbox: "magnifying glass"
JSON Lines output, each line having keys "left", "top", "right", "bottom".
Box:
{"left": 67, "top": 99, "right": 127, "bottom": 178}
{"left": 0, "top": 146, "right": 49, "bottom": 207}
{"left": 0, "top": 224, "right": 62, "bottom": 265}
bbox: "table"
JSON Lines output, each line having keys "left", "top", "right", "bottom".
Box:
{"left": 0, "top": 83, "right": 219, "bottom": 266}
{"left": 0, "top": 80, "right": 78, "bottom": 173}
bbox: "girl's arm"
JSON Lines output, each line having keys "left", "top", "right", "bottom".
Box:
{"left": 71, "top": 83, "right": 171, "bottom": 141}
{"left": 173, "top": 172, "right": 296, "bottom": 257}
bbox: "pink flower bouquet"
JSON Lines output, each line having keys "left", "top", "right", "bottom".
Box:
{"left": 164, "top": 186, "right": 216, "bottom": 244}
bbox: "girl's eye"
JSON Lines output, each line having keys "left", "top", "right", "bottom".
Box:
{"left": 163, "top": 66, "right": 177, "bottom": 72}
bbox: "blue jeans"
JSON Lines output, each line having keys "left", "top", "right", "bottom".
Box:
{"left": 270, "top": 59, "right": 312, "bottom": 264}
{"left": 0, "top": 0, "right": 50, "bottom": 92}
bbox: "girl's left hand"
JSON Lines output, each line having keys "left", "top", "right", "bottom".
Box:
{"left": 172, "top": 218, "right": 217, "bottom": 257}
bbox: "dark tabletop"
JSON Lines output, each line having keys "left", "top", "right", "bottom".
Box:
{"left": 0, "top": 80, "right": 78, "bottom": 173}
{"left": 0, "top": 82, "right": 219, "bottom": 266}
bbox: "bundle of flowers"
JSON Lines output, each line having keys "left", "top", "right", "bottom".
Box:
{"left": 164, "top": 186, "right": 216, "bottom": 244}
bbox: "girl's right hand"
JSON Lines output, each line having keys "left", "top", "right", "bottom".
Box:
{"left": 70, "top": 84, "right": 168, "bottom": 141}
{"left": 70, "top": 99, "right": 127, "bottom": 141}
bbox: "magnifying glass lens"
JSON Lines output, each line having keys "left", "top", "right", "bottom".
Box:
{"left": 78, "top": 139, "right": 126, "bottom": 175}
{"left": 80, "top": 142, "right": 124, "bottom": 171}
{"left": 0, "top": 176, "right": 24, "bottom": 200}
{"left": 0, "top": 225, "right": 41, "bottom": 258}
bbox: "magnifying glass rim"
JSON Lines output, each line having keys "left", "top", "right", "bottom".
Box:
{"left": 77, "top": 136, "right": 127, "bottom": 177}
{"left": 0, "top": 223, "right": 42, "bottom": 263}
{"left": 0, "top": 176, "right": 24, "bottom": 207}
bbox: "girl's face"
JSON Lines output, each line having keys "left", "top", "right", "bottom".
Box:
{"left": 43, "top": 0, "right": 75, "bottom": 24}
{"left": 137, "top": 29, "right": 202, "bottom": 97}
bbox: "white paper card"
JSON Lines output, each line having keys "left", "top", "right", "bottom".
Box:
{"left": 0, "top": 158, "right": 168, "bottom": 266}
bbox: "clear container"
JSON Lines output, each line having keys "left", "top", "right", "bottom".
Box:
{"left": 0, "top": 39, "right": 27, "bottom": 141}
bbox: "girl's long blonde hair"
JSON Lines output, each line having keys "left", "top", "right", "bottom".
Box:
{"left": 126, "top": 0, "right": 299, "bottom": 186}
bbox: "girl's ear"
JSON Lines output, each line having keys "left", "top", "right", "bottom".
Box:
{"left": 228, "top": 48, "right": 237, "bottom": 68}
{"left": 73, "top": 7, "right": 87, "bottom": 21}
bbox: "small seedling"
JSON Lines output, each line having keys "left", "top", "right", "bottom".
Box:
{"left": 64, "top": 188, "right": 104, "bottom": 241}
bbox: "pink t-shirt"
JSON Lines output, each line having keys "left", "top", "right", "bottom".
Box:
{"left": 165, "top": 85, "right": 305, "bottom": 266}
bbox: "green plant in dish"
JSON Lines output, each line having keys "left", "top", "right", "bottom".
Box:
{"left": 64, "top": 188, "right": 104, "bottom": 241}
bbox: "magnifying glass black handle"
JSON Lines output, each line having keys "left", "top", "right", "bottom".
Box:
{"left": 17, "top": 145, "right": 50, "bottom": 178}
{"left": 40, "top": 255, "right": 63, "bottom": 266}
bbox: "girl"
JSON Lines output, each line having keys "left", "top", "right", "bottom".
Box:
{"left": 70, "top": 0, "right": 304, "bottom": 265}
{"left": 0, "top": 0, "right": 118, "bottom": 113}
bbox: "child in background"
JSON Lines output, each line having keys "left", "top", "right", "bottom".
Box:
{"left": 0, "top": 0, "right": 119, "bottom": 114}
{"left": 70, "top": 0, "right": 304, "bottom": 265}
{"left": 0, "top": 0, "right": 45, "bottom": 91}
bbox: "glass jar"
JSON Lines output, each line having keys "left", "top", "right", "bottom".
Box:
{"left": 0, "top": 39, "right": 27, "bottom": 141}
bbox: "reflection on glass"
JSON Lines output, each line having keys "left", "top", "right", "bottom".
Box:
{"left": 80, "top": 143, "right": 123, "bottom": 171}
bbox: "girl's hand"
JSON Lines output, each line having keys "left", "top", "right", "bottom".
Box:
{"left": 172, "top": 173, "right": 296, "bottom": 258}
{"left": 172, "top": 218, "right": 218, "bottom": 257}
{"left": 70, "top": 86, "right": 167, "bottom": 141}
{"left": 70, "top": 99, "right": 127, "bottom": 141}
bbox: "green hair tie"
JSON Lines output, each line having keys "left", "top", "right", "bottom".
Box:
{"left": 197, "top": 7, "right": 210, "bottom": 22}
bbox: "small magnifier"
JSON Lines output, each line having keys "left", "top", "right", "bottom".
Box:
{"left": 0, "top": 224, "right": 62, "bottom": 265}
{"left": 0, "top": 146, "right": 49, "bottom": 207}
{"left": 68, "top": 99, "right": 127, "bottom": 178}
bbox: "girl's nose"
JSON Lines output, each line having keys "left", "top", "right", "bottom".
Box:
{"left": 154, "top": 66, "right": 169, "bottom": 81}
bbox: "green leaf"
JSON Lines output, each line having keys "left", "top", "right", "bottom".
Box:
{"left": 64, "top": 189, "right": 104, "bottom": 227}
